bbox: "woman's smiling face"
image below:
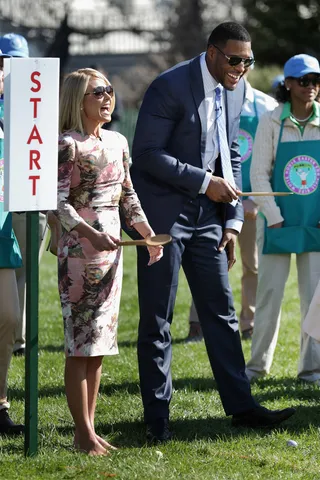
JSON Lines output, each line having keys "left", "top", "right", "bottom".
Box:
{"left": 82, "top": 77, "right": 113, "bottom": 125}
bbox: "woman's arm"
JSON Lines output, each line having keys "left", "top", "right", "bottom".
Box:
{"left": 250, "top": 111, "right": 284, "bottom": 226}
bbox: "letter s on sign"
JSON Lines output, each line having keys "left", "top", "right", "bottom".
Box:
{"left": 31, "top": 71, "right": 41, "bottom": 92}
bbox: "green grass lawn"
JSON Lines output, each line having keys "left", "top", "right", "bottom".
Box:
{"left": 1, "top": 246, "right": 320, "bottom": 479}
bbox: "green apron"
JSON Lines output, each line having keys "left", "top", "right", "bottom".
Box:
{"left": 0, "top": 135, "right": 22, "bottom": 268}
{"left": 263, "top": 120, "right": 320, "bottom": 254}
{"left": 238, "top": 95, "right": 259, "bottom": 192}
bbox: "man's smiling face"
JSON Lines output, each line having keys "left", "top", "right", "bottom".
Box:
{"left": 206, "top": 40, "right": 252, "bottom": 91}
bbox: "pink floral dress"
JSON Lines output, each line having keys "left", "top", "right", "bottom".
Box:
{"left": 57, "top": 130, "right": 147, "bottom": 357}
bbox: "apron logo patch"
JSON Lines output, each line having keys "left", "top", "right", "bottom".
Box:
{"left": 239, "top": 129, "right": 253, "bottom": 163}
{"left": 284, "top": 155, "right": 320, "bottom": 195}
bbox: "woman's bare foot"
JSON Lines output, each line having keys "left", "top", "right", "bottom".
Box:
{"left": 76, "top": 437, "right": 108, "bottom": 456}
{"left": 96, "top": 434, "right": 118, "bottom": 451}
{"left": 73, "top": 431, "right": 108, "bottom": 456}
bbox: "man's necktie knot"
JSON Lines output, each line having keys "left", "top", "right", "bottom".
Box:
{"left": 215, "top": 86, "right": 222, "bottom": 117}
{"left": 214, "top": 86, "right": 222, "bottom": 100}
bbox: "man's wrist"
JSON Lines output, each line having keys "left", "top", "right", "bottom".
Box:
{"left": 224, "top": 227, "right": 239, "bottom": 236}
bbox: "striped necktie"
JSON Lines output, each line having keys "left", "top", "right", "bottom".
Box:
{"left": 215, "top": 86, "right": 237, "bottom": 206}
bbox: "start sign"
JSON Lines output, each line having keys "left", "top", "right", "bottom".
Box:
{"left": 3, "top": 58, "right": 59, "bottom": 211}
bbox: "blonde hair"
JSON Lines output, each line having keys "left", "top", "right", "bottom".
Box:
{"left": 59, "top": 68, "right": 116, "bottom": 134}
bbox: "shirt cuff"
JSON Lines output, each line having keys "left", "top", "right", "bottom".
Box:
{"left": 199, "top": 172, "right": 211, "bottom": 194}
{"left": 225, "top": 219, "right": 243, "bottom": 234}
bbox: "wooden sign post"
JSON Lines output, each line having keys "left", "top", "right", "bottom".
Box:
{"left": 3, "top": 57, "right": 59, "bottom": 456}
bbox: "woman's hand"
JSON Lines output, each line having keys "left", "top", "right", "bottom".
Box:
{"left": 268, "top": 222, "right": 283, "bottom": 229}
{"left": 89, "top": 231, "right": 119, "bottom": 251}
{"left": 147, "top": 245, "right": 163, "bottom": 266}
{"left": 243, "top": 199, "right": 258, "bottom": 220}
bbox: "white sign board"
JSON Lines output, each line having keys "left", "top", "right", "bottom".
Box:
{"left": 4, "top": 58, "right": 59, "bottom": 211}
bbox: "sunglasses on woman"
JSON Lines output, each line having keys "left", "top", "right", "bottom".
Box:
{"left": 295, "top": 76, "right": 320, "bottom": 88}
{"left": 212, "top": 44, "right": 255, "bottom": 68}
{"left": 84, "top": 85, "right": 114, "bottom": 99}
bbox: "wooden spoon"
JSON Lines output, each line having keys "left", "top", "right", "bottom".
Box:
{"left": 118, "top": 234, "right": 172, "bottom": 247}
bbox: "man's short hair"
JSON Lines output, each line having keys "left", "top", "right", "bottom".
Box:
{"left": 207, "top": 22, "right": 251, "bottom": 48}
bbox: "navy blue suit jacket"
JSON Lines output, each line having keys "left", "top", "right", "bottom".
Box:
{"left": 131, "top": 54, "right": 245, "bottom": 233}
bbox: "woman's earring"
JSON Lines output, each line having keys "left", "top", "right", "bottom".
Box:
{"left": 286, "top": 87, "right": 290, "bottom": 91}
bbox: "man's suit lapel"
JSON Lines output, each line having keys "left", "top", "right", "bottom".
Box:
{"left": 189, "top": 55, "right": 206, "bottom": 163}
{"left": 225, "top": 77, "right": 246, "bottom": 145}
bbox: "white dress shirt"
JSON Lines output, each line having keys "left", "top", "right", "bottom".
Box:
{"left": 241, "top": 82, "right": 278, "bottom": 119}
{"left": 198, "top": 52, "right": 242, "bottom": 232}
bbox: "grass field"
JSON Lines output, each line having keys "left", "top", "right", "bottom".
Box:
{"left": 1, "top": 245, "right": 320, "bottom": 479}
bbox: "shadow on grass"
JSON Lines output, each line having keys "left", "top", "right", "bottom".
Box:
{"left": 8, "top": 376, "right": 320, "bottom": 403}
{"left": 92, "top": 403, "right": 320, "bottom": 447}
{"left": 1, "top": 405, "right": 320, "bottom": 454}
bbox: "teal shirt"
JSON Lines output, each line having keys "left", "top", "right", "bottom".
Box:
{"left": 280, "top": 101, "right": 320, "bottom": 135}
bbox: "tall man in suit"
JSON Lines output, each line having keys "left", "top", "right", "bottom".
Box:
{"left": 131, "top": 22, "right": 295, "bottom": 443}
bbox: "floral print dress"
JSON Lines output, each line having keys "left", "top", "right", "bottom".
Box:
{"left": 57, "top": 130, "right": 147, "bottom": 357}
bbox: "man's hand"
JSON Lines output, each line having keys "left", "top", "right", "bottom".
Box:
{"left": 268, "top": 222, "right": 283, "bottom": 229}
{"left": 206, "top": 175, "right": 241, "bottom": 203}
{"left": 218, "top": 228, "right": 238, "bottom": 271}
{"left": 243, "top": 199, "right": 258, "bottom": 220}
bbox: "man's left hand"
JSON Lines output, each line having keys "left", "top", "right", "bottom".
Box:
{"left": 218, "top": 228, "right": 238, "bottom": 271}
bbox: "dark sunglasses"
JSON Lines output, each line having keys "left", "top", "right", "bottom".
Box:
{"left": 212, "top": 44, "right": 254, "bottom": 68}
{"left": 295, "top": 76, "right": 320, "bottom": 87}
{"left": 84, "top": 85, "right": 114, "bottom": 98}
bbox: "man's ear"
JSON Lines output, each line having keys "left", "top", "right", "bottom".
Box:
{"left": 207, "top": 44, "right": 216, "bottom": 61}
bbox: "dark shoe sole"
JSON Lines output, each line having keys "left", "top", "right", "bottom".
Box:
{"left": 0, "top": 426, "right": 25, "bottom": 435}
{"left": 146, "top": 433, "right": 172, "bottom": 444}
{"left": 232, "top": 408, "right": 296, "bottom": 428}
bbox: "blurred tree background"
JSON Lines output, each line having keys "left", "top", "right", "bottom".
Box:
{"left": 0, "top": 0, "right": 319, "bottom": 138}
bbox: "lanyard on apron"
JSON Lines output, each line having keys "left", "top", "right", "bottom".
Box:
{"left": 238, "top": 95, "right": 259, "bottom": 193}
{"left": 263, "top": 118, "right": 320, "bottom": 254}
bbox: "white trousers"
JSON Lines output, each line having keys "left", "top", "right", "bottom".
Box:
{"left": 12, "top": 212, "right": 47, "bottom": 351}
{"left": 0, "top": 269, "right": 20, "bottom": 403}
{"left": 246, "top": 216, "right": 320, "bottom": 381}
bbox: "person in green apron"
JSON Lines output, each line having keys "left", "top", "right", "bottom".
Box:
{"left": 246, "top": 54, "right": 320, "bottom": 384}
{"left": 186, "top": 73, "right": 277, "bottom": 342}
{"left": 0, "top": 49, "right": 24, "bottom": 434}
{"left": 0, "top": 33, "right": 48, "bottom": 357}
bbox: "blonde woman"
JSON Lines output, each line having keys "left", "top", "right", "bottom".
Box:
{"left": 55, "top": 68, "right": 163, "bottom": 455}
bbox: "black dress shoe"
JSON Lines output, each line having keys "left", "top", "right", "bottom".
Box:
{"left": 146, "top": 418, "right": 172, "bottom": 444}
{"left": 232, "top": 406, "right": 296, "bottom": 428}
{"left": 0, "top": 409, "right": 25, "bottom": 435}
{"left": 13, "top": 347, "right": 25, "bottom": 357}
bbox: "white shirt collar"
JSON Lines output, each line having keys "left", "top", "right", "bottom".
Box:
{"left": 200, "top": 52, "right": 220, "bottom": 95}
{"left": 245, "top": 81, "right": 254, "bottom": 103}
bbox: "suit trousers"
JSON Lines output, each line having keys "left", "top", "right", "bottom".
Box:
{"left": 137, "top": 196, "right": 257, "bottom": 422}
{"left": 0, "top": 269, "right": 20, "bottom": 403}
{"left": 246, "top": 216, "right": 320, "bottom": 381}
{"left": 188, "top": 216, "right": 258, "bottom": 333}
{"left": 12, "top": 212, "right": 47, "bottom": 352}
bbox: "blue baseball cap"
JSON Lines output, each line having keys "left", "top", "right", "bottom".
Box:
{"left": 0, "top": 49, "right": 11, "bottom": 59}
{"left": 0, "top": 33, "right": 29, "bottom": 58}
{"left": 284, "top": 54, "right": 320, "bottom": 79}
{"left": 271, "top": 74, "right": 284, "bottom": 90}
